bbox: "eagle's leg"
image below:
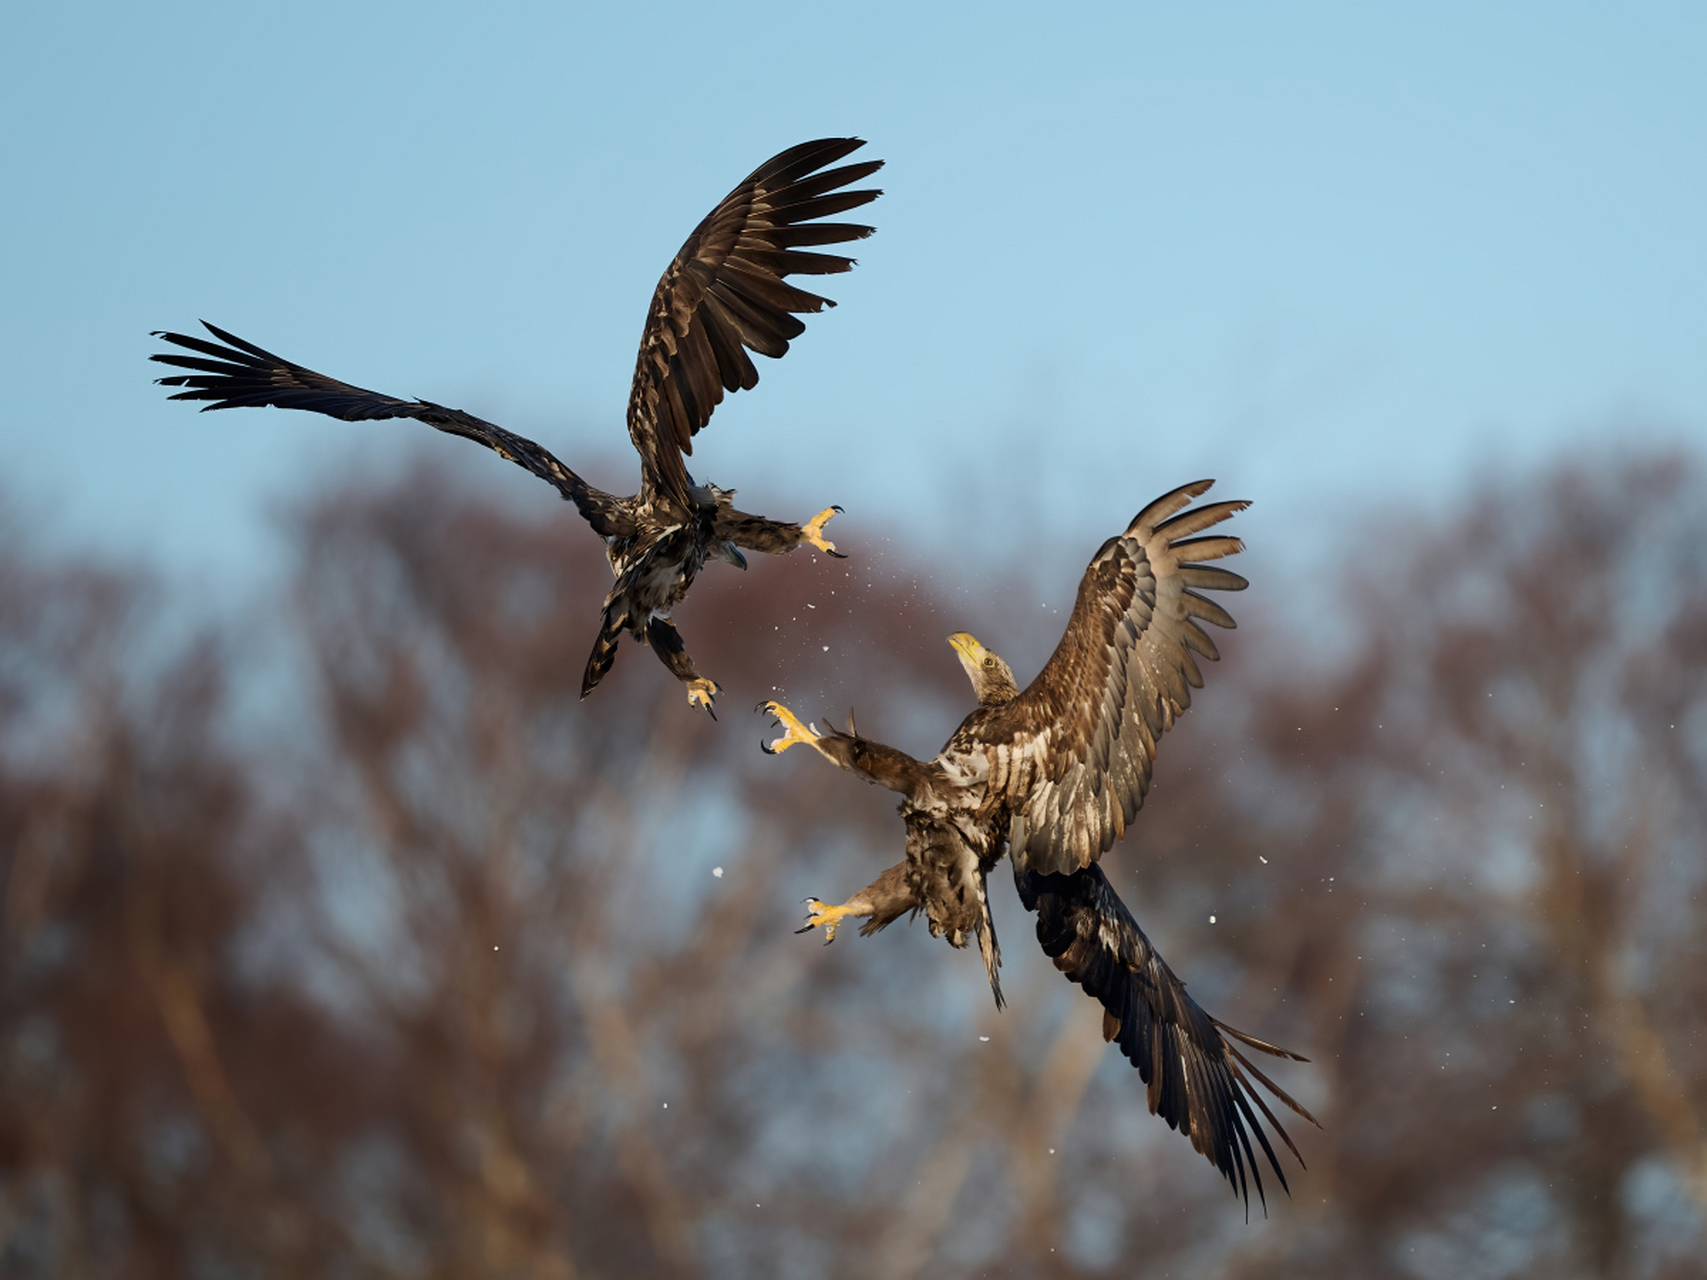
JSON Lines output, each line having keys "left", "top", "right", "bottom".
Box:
{"left": 798, "top": 863, "right": 916, "bottom": 944}
{"left": 716, "top": 506, "right": 848, "bottom": 559}
{"left": 646, "top": 618, "right": 719, "bottom": 717}
{"left": 757, "top": 700, "right": 835, "bottom": 760}
{"left": 685, "top": 679, "right": 720, "bottom": 714}
{"left": 800, "top": 506, "right": 846, "bottom": 558}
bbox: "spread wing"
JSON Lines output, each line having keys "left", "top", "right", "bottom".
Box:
{"left": 626, "top": 137, "right": 882, "bottom": 507}
{"left": 1017, "top": 864, "right": 1314, "bottom": 1208}
{"left": 151, "top": 323, "right": 632, "bottom": 534}
{"left": 963, "top": 480, "right": 1248, "bottom": 877}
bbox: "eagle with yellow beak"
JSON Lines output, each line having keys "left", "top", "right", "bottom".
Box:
{"left": 759, "top": 480, "right": 1316, "bottom": 1206}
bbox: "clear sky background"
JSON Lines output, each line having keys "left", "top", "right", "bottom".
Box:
{"left": 4, "top": 0, "right": 1704, "bottom": 605}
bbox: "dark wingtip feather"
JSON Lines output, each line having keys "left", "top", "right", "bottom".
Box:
{"left": 1019, "top": 864, "right": 1310, "bottom": 1209}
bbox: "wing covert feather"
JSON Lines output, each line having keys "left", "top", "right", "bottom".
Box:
{"left": 968, "top": 481, "right": 1249, "bottom": 875}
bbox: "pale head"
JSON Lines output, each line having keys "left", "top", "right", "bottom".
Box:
{"left": 948, "top": 632, "right": 1020, "bottom": 707}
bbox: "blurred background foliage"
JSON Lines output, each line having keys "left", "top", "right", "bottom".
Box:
{"left": 2, "top": 448, "right": 1704, "bottom": 1279}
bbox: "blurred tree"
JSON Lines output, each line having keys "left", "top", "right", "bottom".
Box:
{"left": 0, "top": 513, "right": 371, "bottom": 1277}
{"left": 1136, "top": 455, "right": 1707, "bottom": 1280}
{"left": 1, "top": 454, "right": 1703, "bottom": 1278}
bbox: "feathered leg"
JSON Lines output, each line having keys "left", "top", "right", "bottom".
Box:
{"left": 645, "top": 618, "right": 719, "bottom": 715}
{"left": 757, "top": 702, "right": 929, "bottom": 795}
{"left": 793, "top": 833, "right": 1004, "bottom": 1008}
{"left": 716, "top": 506, "right": 847, "bottom": 558}
{"left": 797, "top": 863, "right": 917, "bottom": 942}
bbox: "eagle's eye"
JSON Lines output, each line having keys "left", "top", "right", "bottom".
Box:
{"left": 982, "top": 657, "right": 995, "bottom": 668}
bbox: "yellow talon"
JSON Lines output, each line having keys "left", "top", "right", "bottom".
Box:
{"left": 801, "top": 505, "right": 845, "bottom": 558}
{"left": 687, "top": 678, "right": 720, "bottom": 715}
{"left": 797, "top": 897, "right": 856, "bottom": 944}
{"left": 758, "top": 700, "right": 820, "bottom": 754}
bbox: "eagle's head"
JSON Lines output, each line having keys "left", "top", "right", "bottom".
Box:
{"left": 685, "top": 479, "right": 737, "bottom": 511}
{"left": 948, "top": 632, "right": 1020, "bottom": 708}
{"left": 685, "top": 480, "right": 747, "bottom": 568}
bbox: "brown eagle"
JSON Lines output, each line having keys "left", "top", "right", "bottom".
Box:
{"left": 152, "top": 138, "right": 882, "bottom": 715}
{"left": 759, "top": 480, "right": 1317, "bottom": 1206}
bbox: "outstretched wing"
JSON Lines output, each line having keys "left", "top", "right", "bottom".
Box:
{"left": 627, "top": 138, "right": 882, "bottom": 507}
{"left": 960, "top": 480, "right": 1248, "bottom": 877}
{"left": 151, "top": 323, "right": 631, "bottom": 534}
{"left": 1017, "top": 863, "right": 1315, "bottom": 1209}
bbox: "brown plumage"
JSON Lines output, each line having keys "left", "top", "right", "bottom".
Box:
{"left": 760, "top": 480, "right": 1317, "bottom": 1208}
{"left": 151, "top": 138, "right": 882, "bottom": 714}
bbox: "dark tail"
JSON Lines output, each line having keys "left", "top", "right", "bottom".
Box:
{"left": 581, "top": 603, "right": 629, "bottom": 699}
{"left": 1016, "top": 862, "right": 1317, "bottom": 1211}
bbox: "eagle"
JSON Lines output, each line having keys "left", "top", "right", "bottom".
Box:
{"left": 152, "top": 138, "right": 882, "bottom": 715}
{"left": 759, "top": 480, "right": 1317, "bottom": 1206}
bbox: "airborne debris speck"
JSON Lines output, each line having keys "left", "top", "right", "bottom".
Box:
{"left": 713, "top": 867, "right": 724, "bottom": 879}
{"left": 1209, "top": 915, "right": 1217, "bottom": 924}
{"left": 822, "top": 645, "right": 829, "bottom": 652}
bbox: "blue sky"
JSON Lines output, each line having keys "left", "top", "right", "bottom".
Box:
{"left": 4, "top": 0, "right": 1703, "bottom": 599}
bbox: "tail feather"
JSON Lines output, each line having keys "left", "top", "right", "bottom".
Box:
{"left": 581, "top": 603, "right": 629, "bottom": 699}
{"left": 1015, "top": 862, "right": 1317, "bottom": 1210}
{"left": 976, "top": 899, "right": 1005, "bottom": 1010}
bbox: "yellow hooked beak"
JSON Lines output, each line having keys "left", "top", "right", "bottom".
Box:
{"left": 948, "top": 631, "right": 986, "bottom": 660}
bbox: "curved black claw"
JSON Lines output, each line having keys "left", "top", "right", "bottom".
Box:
{"left": 795, "top": 897, "right": 837, "bottom": 944}
{"left": 793, "top": 896, "right": 818, "bottom": 934}
{"left": 686, "top": 677, "right": 720, "bottom": 719}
